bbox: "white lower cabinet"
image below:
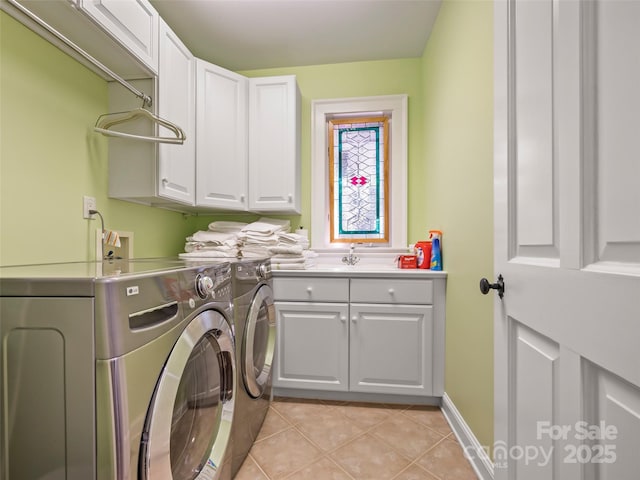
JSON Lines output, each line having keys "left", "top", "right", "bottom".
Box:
{"left": 349, "top": 303, "right": 433, "bottom": 395}
{"left": 273, "top": 275, "right": 444, "bottom": 399}
{"left": 275, "top": 302, "right": 349, "bottom": 391}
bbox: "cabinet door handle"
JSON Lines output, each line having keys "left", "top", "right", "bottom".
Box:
{"left": 340, "top": 316, "right": 347, "bottom": 323}
{"left": 162, "top": 177, "right": 168, "bottom": 185}
{"left": 306, "top": 287, "right": 313, "bottom": 293}
{"left": 240, "top": 194, "right": 245, "bottom": 202}
{"left": 388, "top": 288, "right": 395, "bottom": 295}
{"left": 351, "top": 316, "right": 358, "bottom": 322}
{"left": 288, "top": 194, "right": 293, "bottom": 203}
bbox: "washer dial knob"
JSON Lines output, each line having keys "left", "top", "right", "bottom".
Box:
{"left": 195, "top": 274, "right": 215, "bottom": 299}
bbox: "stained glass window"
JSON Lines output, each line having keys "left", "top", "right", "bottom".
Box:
{"left": 328, "top": 116, "right": 390, "bottom": 244}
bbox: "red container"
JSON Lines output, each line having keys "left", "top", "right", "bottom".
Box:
{"left": 397, "top": 255, "right": 417, "bottom": 269}
{"left": 414, "top": 241, "right": 432, "bottom": 269}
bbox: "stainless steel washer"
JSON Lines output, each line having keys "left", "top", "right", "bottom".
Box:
{"left": 0, "top": 259, "right": 235, "bottom": 480}
{"left": 229, "top": 258, "right": 276, "bottom": 476}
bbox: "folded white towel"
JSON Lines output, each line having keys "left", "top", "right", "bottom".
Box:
{"left": 242, "top": 217, "right": 291, "bottom": 235}
{"left": 277, "top": 233, "right": 310, "bottom": 249}
{"left": 190, "top": 231, "right": 237, "bottom": 244}
{"left": 185, "top": 243, "right": 237, "bottom": 253}
{"left": 268, "top": 245, "right": 304, "bottom": 255}
{"left": 238, "top": 232, "right": 279, "bottom": 245}
{"left": 239, "top": 245, "right": 271, "bottom": 257}
{"left": 180, "top": 250, "right": 238, "bottom": 259}
{"left": 278, "top": 232, "right": 308, "bottom": 243}
{"left": 208, "top": 221, "right": 248, "bottom": 232}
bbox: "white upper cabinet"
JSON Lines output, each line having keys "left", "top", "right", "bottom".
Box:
{"left": 157, "top": 19, "right": 195, "bottom": 204}
{"left": 196, "top": 60, "right": 249, "bottom": 210}
{"left": 248, "top": 76, "right": 301, "bottom": 214}
{"left": 107, "top": 21, "right": 195, "bottom": 208}
{"left": 79, "top": 0, "right": 159, "bottom": 73}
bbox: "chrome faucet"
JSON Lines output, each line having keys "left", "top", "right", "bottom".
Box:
{"left": 342, "top": 243, "right": 360, "bottom": 266}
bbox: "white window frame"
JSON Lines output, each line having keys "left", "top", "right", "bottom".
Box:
{"left": 311, "top": 95, "right": 408, "bottom": 250}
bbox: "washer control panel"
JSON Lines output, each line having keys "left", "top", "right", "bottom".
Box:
{"left": 179, "top": 262, "right": 232, "bottom": 310}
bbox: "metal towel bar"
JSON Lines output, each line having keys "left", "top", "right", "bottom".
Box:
{"left": 6, "top": 0, "right": 153, "bottom": 107}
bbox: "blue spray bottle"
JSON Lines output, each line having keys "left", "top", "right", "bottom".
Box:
{"left": 429, "top": 230, "right": 443, "bottom": 270}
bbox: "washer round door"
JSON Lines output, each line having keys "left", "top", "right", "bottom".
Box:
{"left": 242, "top": 284, "right": 276, "bottom": 398}
{"left": 140, "top": 309, "right": 235, "bottom": 480}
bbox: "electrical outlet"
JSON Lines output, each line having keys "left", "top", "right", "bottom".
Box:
{"left": 83, "top": 196, "right": 96, "bottom": 219}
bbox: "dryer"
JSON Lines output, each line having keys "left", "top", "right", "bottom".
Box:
{"left": 229, "top": 258, "right": 276, "bottom": 476}
{"left": 0, "top": 259, "right": 235, "bottom": 480}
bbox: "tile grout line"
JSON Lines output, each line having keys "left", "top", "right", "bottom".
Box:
{"left": 253, "top": 407, "right": 295, "bottom": 444}
{"left": 255, "top": 402, "right": 345, "bottom": 480}
{"left": 251, "top": 400, "right": 463, "bottom": 480}
{"left": 398, "top": 408, "right": 453, "bottom": 437}
{"left": 272, "top": 401, "right": 395, "bottom": 479}
{"left": 247, "top": 452, "right": 272, "bottom": 480}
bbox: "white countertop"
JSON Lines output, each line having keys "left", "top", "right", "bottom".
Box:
{"left": 271, "top": 264, "right": 447, "bottom": 279}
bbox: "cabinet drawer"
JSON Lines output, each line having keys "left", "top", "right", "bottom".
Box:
{"left": 350, "top": 278, "right": 433, "bottom": 304}
{"left": 273, "top": 278, "right": 349, "bottom": 302}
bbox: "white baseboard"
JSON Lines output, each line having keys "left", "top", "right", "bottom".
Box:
{"left": 441, "top": 393, "right": 494, "bottom": 480}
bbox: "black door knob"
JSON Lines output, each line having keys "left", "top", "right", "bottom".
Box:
{"left": 480, "top": 274, "right": 505, "bottom": 299}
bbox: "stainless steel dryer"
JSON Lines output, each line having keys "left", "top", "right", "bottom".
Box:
{"left": 229, "top": 258, "right": 276, "bottom": 477}
{"left": 0, "top": 259, "right": 236, "bottom": 480}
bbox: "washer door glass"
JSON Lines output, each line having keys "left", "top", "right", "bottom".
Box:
{"left": 243, "top": 284, "right": 276, "bottom": 398}
{"left": 141, "top": 309, "right": 235, "bottom": 480}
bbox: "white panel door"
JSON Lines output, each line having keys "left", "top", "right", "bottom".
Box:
{"left": 493, "top": 1, "right": 640, "bottom": 479}
{"left": 196, "top": 60, "right": 248, "bottom": 210}
{"left": 157, "top": 20, "right": 195, "bottom": 205}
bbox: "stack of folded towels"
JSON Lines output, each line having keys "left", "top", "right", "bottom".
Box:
{"left": 182, "top": 221, "right": 246, "bottom": 258}
{"left": 268, "top": 231, "right": 316, "bottom": 270}
{"left": 180, "top": 218, "right": 316, "bottom": 269}
{"left": 238, "top": 218, "right": 291, "bottom": 258}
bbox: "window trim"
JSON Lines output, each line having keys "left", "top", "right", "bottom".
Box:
{"left": 311, "top": 95, "right": 408, "bottom": 250}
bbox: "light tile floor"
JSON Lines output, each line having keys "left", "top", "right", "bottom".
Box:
{"left": 235, "top": 397, "right": 479, "bottom": 480}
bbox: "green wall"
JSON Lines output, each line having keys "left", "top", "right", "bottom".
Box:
{"left": 190, "top": 58, "right": 427, "bottom": 238}
{"left": 422, "top": 0, "right": 494, "bottom": 449}
{"left": 0, "top": 13, "right": 195, "bottom": 266}
{"left": 0, "top": 3, "right": 495, "bottom": 452}
{"left": 238, "top": 22, "right": 495, "bottom": 450}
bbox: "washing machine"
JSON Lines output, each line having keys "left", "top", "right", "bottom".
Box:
{"left": 229, "top": 258, "right": 276, "bottom": 477}
{"left": 0, "top": 258, "right": 235, "bottom": 480}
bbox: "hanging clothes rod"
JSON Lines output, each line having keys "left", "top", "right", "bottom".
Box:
{"left": 6, "top": 0, "right": 152, "bottom": 107}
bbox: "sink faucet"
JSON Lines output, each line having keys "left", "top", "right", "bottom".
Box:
{"left": 342, "top": 243, "right": 360, "bottom": 266}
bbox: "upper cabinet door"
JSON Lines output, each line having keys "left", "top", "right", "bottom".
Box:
{"left": 248, "top": 76, "right": 301, "bottom": 214}
{"left": 80, "top": 0, "right": 159, "bottom": 73}
{"left": 196, "top": 60, "right": 249, "bottom": 211}
{"left": 157, "top": 19, "right": 195, "bottom": 205}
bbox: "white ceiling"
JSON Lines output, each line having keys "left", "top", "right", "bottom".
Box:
{"left": 149, "top": 0, "right": 442, "bottom": 71}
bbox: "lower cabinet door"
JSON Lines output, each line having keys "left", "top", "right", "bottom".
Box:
{"left": 274, "top": 302, "right": 349, "bottom": 391}
{"left": 349, "top": 303, "right": 433, "bottom": 395}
